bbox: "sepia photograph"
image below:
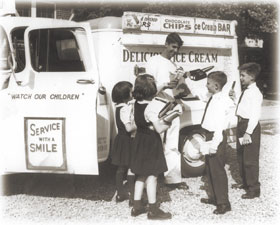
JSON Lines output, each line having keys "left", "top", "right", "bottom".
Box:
{"left": 0, "top": 0, "right": 279, "bottom": 224}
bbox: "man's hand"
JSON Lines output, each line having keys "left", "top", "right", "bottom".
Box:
{"left": 167, "top": 67, "right": 185, "bottom": 89}
{"left": 175, "top": 67, "right": 185, "bottom": 79}
{"left": 242, "top": 133, "right": 252, "bottom": 145}
{"left": 165, "top": 79, "right": 179, "bottom": 89}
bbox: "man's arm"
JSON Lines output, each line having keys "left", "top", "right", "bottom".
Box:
{"left": 184, "top": 76, "right": 210, "bottom": 102}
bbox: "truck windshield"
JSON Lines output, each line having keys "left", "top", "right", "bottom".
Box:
{"left": 29, "top": 28, "right": 85, "bottom": 72}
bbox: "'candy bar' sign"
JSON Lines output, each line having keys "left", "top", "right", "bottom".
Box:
{"left": 122, "top": 12, "right": 235, "bottom": 36}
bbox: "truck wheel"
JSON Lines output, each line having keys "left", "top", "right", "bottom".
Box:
{"left": 180, "top": 131, "right": 206, "bottom": 177}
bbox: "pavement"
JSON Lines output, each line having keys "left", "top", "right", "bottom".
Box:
{"left": 261, "top": 99, "right": 280, "bottom": 122}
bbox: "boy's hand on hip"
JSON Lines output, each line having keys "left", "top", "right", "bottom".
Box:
{"left": 242, "top": 133, "right": 252, "bottom": 145}
{"left": 209, "top": 148, "right": 217, "bottom": 154}
{"left": 200, "top": 142, "right": 210, "bottom": 155}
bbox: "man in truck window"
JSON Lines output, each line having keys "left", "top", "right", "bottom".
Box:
{"left": 145, "top": 32, "right": 189, "bottom": 190}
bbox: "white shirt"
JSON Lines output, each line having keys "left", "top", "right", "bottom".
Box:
{"left": 144, "top": 98, "right": 166, "bottom": 123}
{"left": 236, "top": 82, "right": 263, "bottom": 134}
{"left": 185, "top": 77, "right": 233, "bottom": 149}
{"left": 145, "top": 55, "right": 178, "bottom": 101}
{"left": 116, "top": 102, "right": 134, "bottom": 125}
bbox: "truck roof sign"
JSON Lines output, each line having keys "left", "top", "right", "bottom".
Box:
{"left": 122, "top": 11, "right": 236, "bottom": 37}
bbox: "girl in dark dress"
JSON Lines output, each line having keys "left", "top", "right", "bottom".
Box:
{"left": 111, "top": 81, "right": 136, "bottom": 204}
{"left": 130, "top": 74, "right": 173, "bottom": 220}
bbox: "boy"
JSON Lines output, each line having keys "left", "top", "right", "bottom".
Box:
{"left": 145, "top": 32, "right": 188, "bottom": 190}
{"left": 229, "top": 63, "right": 263, "bottom": 199}
{"left": 185, "top": 71, "right": 232, "bottom": 214}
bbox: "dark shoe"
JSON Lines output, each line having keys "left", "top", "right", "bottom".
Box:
{"left": 232, "top": 183, "right": 248, "bottom": 190}
{"left": 116, "top": 194, "right": 128, "bottom": 203}
{"left": 241, "top": 191, "right": 260, "bottom": 199}
{"left": 129, "top": 199, "right": 133, "bottom": 207}
{"left": 200, "top": 198, "right": 216, "bottom": 206}
{"left": 176, "top": 182, "right": 189, "bottom": 190}
{"left": 199, "top": 185, "right": 206, "bottom": 190}
{"left": 147, "top": 208, "right": 172, "bottom": 220}
{"left": 131, "top": 207, "right": 147, "bottom": 217}
{"left": 141, "top": 198, "right": 148, "bottom": 207}
{"left": 213, "top": 203, "right": 231, "bottom": 215}
{"left": 166, "top": 182, "right": 189, "bottom": 190}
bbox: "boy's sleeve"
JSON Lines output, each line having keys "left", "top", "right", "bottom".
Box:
{"left": 210, "top": 105, "right": 225, "bottom": 150}
{"left": 246, "top": 91, "right": 263, "bottom": 134}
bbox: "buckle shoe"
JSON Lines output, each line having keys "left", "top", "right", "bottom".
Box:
{"left": 131, "top": 207, "right": 147, "bottom": 217}
{"left": 147, "top": 208, "right": 172, "bottom": 220}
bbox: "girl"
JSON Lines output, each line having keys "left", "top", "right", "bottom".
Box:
{"left": 130, "top": 74, "right": 175, "bottom": 220}
{"left": 111, "top": 81, "right": 136, "bottom": 205}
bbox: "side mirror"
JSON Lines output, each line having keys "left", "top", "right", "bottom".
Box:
{"left": 98, "top": 86, "right": 107, "bottom": 105}
{"left": 98, "top": 86, "right": 106, "bottom": 95}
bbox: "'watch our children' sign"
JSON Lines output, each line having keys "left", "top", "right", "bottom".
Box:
{"left": 24, "top": 117, "right": 67, "bottom": 170}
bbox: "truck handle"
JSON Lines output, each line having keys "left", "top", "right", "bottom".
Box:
{"left": 76, "top": 79, "right": 95, "bottom": 84}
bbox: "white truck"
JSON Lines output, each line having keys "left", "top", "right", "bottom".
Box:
{"left": 0, "top": 10, "right": 241, "bottom": 177}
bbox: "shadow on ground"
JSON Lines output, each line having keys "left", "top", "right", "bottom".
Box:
{"left": 1, "top": 161, "right": 117, "bottom": 201}
{"left": 1, "top": 162, "right": 172, "bottom": 204}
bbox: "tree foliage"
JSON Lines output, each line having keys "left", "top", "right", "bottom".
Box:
{"left": 73, "top": 1, "right": 278, "bottom": 41}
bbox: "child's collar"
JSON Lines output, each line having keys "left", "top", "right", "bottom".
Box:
{"left": 246, "top": 82, "right": 256, "bottom": 89}
{"left": 116, "top": 103, "right": 127, "bottom": 107}
{"left": 137, "top": 100, "right": 151, "bottom": 104}
{"left": 211, "top": 91, "right": 223, "bottom": 98}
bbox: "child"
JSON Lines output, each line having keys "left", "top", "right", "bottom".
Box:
{"left": 130, "top": 74, "right": 175, "bottom": 220}
{"left": 111, "top": 81, "right": 136, "bottom": 205}
{"left": 229, "top": 63, "right": 263, "bottom": 199}
{"left": 185, "top": 71, "right": 232, "bottom": 214}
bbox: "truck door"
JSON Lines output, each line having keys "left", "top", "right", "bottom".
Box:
{"left": 0, "top": 24, "right": 100, "bottom": 175}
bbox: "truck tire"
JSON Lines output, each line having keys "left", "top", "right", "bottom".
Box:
{"left": 180, "top": 131, "right": 206, "bottom": 177}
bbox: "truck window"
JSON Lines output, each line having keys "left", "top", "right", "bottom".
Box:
{"left": 11, "top": 28, "right": 26, "bottom": 73}
{"left": 29, "top": 28, "right": 85, "bottom": 72}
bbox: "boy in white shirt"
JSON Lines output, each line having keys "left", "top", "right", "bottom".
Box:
{"left": 185, "top": 71, "right": 232, "bottom": 215}
{"left": 229, "top": 63, "right": 263, "bottom": 199}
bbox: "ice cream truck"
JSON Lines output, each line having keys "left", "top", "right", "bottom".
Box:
{"left": 0, "top": 10, "right": 240, "bottom": 177}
